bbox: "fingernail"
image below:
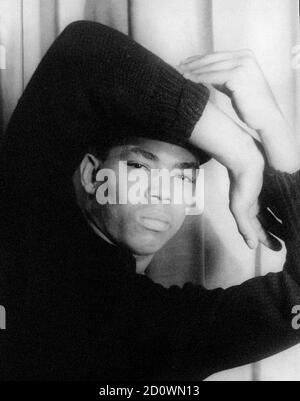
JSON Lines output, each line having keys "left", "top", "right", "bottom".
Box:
{"left": 247, "top": 240, "right": 257, "bottom": 249}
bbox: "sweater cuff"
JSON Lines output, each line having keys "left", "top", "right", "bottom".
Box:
{"left": 155, "top": 63, "right": 210, "bottom": 140}
{"left": 262, "top": 169, "right": 300, "bottom": 241}
{"left": 263, "top": 169, "right": 300, "bottom": 283}
{"left": 175, "top": 80, "right": 210, "bottom": 139}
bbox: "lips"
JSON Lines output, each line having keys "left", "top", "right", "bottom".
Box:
{"left": 140, "top": 214, "right": 171, "bottom": 233}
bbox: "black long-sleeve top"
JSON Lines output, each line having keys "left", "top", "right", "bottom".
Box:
{"left": 0, "top": 21, "right": 300, "bottom": 381}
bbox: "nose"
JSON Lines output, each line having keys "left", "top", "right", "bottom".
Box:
{"left": 149, "top": 193, "right": 171, "bottom": 204}
{"left": 146, "top": 171, "right": 171, "bottom": 204}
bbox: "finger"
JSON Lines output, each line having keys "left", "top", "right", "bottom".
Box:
{"left": 181, "top": 58, "right": 240, "bottom": 74}
{"left": 181, "top": 51, "right": 237, "bottom": 68}
{"left": 252, "top": 216, "right": 282, "bottom": 251}
{"left": 180, "top": 55, "right": 203, "bottom": 64}
{"left": 183, "top": 70, "right": 234, "bottom": 86}
{"left": 231, "top": 204, "right": 259, "bottom": 249}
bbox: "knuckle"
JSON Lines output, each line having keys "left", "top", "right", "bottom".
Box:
{"left": 240, "top": 48, "right": 255, "bottom": 58}
{"left": 239, "top": 49, "right": 258, "bottom": 68}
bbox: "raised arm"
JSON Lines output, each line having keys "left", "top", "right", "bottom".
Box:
{"left": 56, "top": 21, "right": 210, "bottom": 143}
{"left": 0, "top": 20, "right": 210, "bottom": 200}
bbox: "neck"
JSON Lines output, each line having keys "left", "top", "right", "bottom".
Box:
{"left": 86, "top": 214, "right": 116, "bottom": 247}
{"left": 84, "top": 211, "right": 154, "bottom": 276}
{"left": 134, "top": 254, "right": 154, "bottom": 275}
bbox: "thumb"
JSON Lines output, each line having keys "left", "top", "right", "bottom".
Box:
{"left": 230, "top": 201, "right": 259, "bottom": 250}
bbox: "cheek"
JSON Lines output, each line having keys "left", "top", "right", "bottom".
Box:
{"left": 119, "top": 173, "right": 149, "bottom": 205}
{"left": 117, "top": 178, "right": 127, "bottom": 203}
{"left": 171, "top": 181, "right": 197, "bottom": 205}
{"left": 170, "top": 205, "right": 187, "bottom": 229}
{"left": 101, "top": 204, "right": 140, "bottom": 239}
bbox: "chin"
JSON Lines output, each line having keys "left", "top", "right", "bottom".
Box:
{"left": 126, "top": 233, "right": 168, "bottom": 256}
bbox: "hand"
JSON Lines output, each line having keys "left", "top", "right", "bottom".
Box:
{"left": 229, "top": 165, "right": 282, "bottom": 251}
{"left": 179, "top": 50, "right": 280, "bottom": 131}
{"left": 179, "top": 50, "right": 300, "bottom": 173}
{"left": 181, "top": 50, "right": 298, "bottom": 248}
{"left": 189, "top": 102, "right": 281, "bottom": 250}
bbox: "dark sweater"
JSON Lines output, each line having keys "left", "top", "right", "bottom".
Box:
{"left": 0, "top": 21, "right": 300, "bottom": 381}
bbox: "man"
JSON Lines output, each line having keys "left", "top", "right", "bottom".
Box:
{"left": 73, "top": 136, "right": 205, "bottom": 275}
{"left": 0, "top": 21, "right": 300, "bottom": 381}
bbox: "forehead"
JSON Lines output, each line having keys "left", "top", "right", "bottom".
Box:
{"left": 107, "top": 137, "right": 198, "bottom": 165}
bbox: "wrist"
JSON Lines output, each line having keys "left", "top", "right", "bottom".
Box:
{"left": 228, "top": 135, "right": 265, "bottom": 177}
{"left": 257, "top": 111, "right": 300, "bottom": 173}
{"left": 190, "top": 101, "right": 265, "bottom": 172}
{"left": 257, "top": 108, "right": 289, "bottom": 138}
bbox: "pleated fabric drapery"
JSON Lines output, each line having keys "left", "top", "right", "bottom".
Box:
{"left": 0, "top": 0, "right": 299, "bottom": 381}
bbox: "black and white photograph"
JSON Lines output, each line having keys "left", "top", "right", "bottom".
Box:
{"left": 0, "top": 0, "right": 300, "bottom": 385}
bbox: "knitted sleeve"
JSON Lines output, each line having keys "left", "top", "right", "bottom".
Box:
{"left": 0, "top": 20, "right": 210, "bottom": 202}
{"left": 169, "top": 170, "right": 300, "bottom": 377}
{"left": 261, "top": 170, "right": 300, "bottom": 283}
{"left": 1, "top": 21, "right": 209, "bottom": 195}
{"left": 57, "top": 21, "right": 209, "bottom": 140}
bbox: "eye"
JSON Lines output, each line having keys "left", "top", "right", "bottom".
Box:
{"left": 183, "top": 176, "right": 195, "bottom": 184}
{"left": 127, "top": 162, "right": 149, "bottom": 171}
{"left": 174, "top": 174, "right": 195, "bottom": 184}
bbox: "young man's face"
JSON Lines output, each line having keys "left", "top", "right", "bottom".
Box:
{"left": 81, "top": 138, "right": 200, "bottom": 256}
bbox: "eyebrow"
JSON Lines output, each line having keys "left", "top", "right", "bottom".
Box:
{"left": 120, "top": 147, "right": 160, "bottom": 162}
{"left": 174, "top": 162, "right": 199, "bottom": 170}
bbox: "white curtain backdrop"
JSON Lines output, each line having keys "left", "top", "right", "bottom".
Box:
{"left": 0, "top": 0, "right": 299, "bottom": 381}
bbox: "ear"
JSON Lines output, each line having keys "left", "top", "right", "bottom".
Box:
{"left": 80, "top": 154, "right": 102, "bottom": 195}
